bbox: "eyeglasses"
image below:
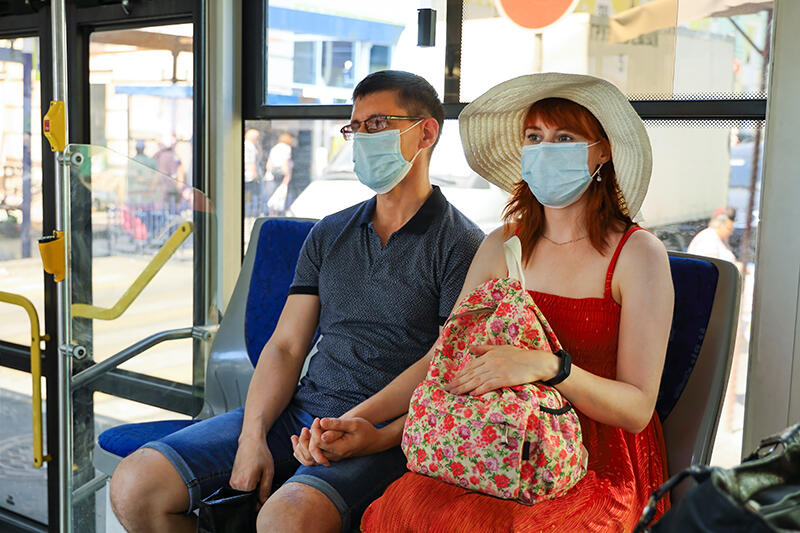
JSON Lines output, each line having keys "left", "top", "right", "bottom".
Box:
{"left": 340, "top": 115, "right": 425, "bottom": 140}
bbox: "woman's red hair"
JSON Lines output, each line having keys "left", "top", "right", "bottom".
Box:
{"left": 503, "top": 98, "right": 632, "bottom": 262}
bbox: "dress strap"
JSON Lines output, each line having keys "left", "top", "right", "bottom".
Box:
{"left": 604, "top": 225, "right": 642, "bottom": 298}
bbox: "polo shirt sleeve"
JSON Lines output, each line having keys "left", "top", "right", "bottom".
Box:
{"left": 289, "top": 225, "right": 323, "bottom": 296}
{"left": 438, "top": 228, "right": 485, "bottom": 323}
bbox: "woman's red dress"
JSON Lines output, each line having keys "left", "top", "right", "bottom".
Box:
{"left": 361, "top": 227, "right": 670, "bottom": 532}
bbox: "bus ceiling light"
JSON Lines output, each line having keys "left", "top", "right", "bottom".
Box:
{"left": 418, "top": 8, "right": 436, "bottom": 47}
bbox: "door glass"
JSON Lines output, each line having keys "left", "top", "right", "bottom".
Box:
{"left": 67, "top": 144, "right": 212, "bottom": 531}
{"left": 64, "top": 24, "right": 197, "bottom": 531}
{"left": 88, "top": 24, "right": 195, "bottom": 385}
{"left": 0, "top": 36, "right": 47, "bottom": 526}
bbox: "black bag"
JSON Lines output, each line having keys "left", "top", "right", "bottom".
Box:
{"left": 197, "top": 486, "right": 258, "bottom": 533}
{"left": 635, "top": 422, "right": 800, "bottom": 532}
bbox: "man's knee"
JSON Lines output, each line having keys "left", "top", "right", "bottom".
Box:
{"left": 257, "top": 481, "right": 341, "bottom": 533}
{"left": 109, "top": 448, "right": 188, "bottom": 525}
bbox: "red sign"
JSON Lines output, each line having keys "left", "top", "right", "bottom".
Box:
{"left": 496, "top": 0, "right": 578, "bottom": 30}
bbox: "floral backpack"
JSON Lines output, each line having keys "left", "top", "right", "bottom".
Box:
{"left": 401, "top": 236, "right": 588, "bottom": 504}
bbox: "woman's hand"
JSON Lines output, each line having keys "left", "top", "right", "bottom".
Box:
{"left": 445, "top": 344, "right": 559, "bottom": 395}
{"left": 291, "top": 418, "right": 331, "bottom": 466}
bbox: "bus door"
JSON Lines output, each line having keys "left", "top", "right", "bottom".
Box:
{"left": 0, "top": 2, "right": 209, "bottom": 532}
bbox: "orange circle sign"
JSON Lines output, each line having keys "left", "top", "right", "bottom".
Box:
{"left": 496, "top": 0, "right": 578, "bottom": 30}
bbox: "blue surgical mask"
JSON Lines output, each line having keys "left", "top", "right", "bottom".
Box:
{"left": 353, "top": 121, "right": 422, "bottom": 194}
{"left": 521, "top": 141, "right": 602, "bottom": 208}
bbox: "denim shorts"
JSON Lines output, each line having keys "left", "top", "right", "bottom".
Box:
{"left": 141, "top": 404, "right": 407, "bottom": 532}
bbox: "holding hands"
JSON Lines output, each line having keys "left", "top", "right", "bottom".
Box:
{"left": 445, "top": 344, "right": 559, "bottom": 396}
{"left": 291, "top": 417, "right": 380, "bottom": 467}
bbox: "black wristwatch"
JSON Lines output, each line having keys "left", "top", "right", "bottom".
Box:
{"left": 543, "top": 349, "right": 571, "bottom": 386}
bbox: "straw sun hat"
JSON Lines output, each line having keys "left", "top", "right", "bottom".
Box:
{"left": 459, "top": 73, "right": 652, "bottom": 217}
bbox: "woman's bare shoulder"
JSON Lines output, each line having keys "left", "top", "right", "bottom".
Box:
{"left": 626, "top": 228, "right": 668, "bottom": 256}
{"left": 616, "top": 228, "right": 671, "bottom": 280}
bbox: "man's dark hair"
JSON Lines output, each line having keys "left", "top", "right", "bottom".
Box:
{"left": 352, "top": 70, "right": 445, "bottom": 149}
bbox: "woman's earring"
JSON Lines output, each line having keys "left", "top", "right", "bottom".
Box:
{"left": 594, "top": 162, "right": 604, "bottom": 182}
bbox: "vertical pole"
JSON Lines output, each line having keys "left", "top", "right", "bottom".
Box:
{"left": 22, "top": 52, "right": 32, "bottom": 258}
{"left": 50, "top": 0, "right": 73, "bottom": 531}
{"left": 443, "top": 0, "right": 462, "bottom": 103}
{"left": 739, "top": 9, "right": 772, "bottom": 266}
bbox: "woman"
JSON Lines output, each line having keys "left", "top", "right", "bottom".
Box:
{"left": 295, "top": 73, "right": 674, "bottom": 531}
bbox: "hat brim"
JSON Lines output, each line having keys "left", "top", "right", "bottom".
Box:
{"left": 459, "top": 73, "right": 652, "bottom": 217}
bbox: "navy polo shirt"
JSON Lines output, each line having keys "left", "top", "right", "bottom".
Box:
{"left": 288, "top": 186, "right": 484, "bottom": 419}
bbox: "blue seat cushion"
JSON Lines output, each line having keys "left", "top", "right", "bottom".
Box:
{"left": 656, "top": 256, "right": 719, "bottom": 421}
{"left": 98, "top": 419, "right": 199, "bottom": 458}
{"left": 245, "top": 218, "right": 316, "bottom": 367}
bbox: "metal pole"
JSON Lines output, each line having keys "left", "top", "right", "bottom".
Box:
{"left": 50, "top": 0, "right": 72, "bottom": 531}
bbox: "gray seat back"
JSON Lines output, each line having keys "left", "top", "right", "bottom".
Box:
{"left": 200, "top": 217, "right": 316, "bottom": 418}
{"left": 662, "top": 252, "right": 741, "bottom": 500}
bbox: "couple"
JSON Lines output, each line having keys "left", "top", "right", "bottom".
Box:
{"left": 110, "top": 69, "right": 674, "bottom": 532}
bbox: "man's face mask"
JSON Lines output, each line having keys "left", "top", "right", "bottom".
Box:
{"left": 521, "top": 141, "right": 602, "bottom": 208}
{"left": 353, "top": 121, "right": 423, "bottom": 194}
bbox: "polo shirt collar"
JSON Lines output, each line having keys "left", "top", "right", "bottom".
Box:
{"left": 357, "top": 186, "right": 446, "bottom": 235}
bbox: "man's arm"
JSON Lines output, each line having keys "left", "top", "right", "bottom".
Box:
{"left": 299, "top": 352, "right": 431, "bottom": 466}
{"left": 229, "top": 293, "right": 319, "bottom": 499}
{"left": 239, "top": 293, "right": 320, "bottom": 440}
{"left": 342, "top": 344, "right": 433, "bottom": 424}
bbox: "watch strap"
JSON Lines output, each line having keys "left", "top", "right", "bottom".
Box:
{"left": 543, "top": 349, "right": 571, "bottom": 386}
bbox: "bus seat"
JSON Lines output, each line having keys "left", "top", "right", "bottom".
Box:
{"left": 93, "top": 217, "right": 316, "bottom": 476}
{"left": 659, "top": 252, "right": 741, "bottom": 501}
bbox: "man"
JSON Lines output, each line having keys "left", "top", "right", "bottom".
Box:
{"left": 687, "top": 207, "right": 737, "bottom": 264}
{"left": 244, "top": 128, "right": 262, "bottom": 216}
{"left": 128, "top": 140, "right": 157, "bottom": 205}
{"left": 109, "top": 70, "right": 484, "bottom": 533}
{"left": 264, "top": 133, "right": 293, "bottom": 215}
{"left": 153, "top": 133, "right": 184, "bottom": 184}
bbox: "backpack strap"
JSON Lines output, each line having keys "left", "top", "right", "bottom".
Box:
{"left": 503, "top": 236, "right": 526, "bottom": 292}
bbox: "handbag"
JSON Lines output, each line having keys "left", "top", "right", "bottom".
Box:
{"left": 635, "top": 421, "right": 800, "bottom": 532}
{"left": 401, "top": 236, "right": 587, "bottom": 505}
{"left": 197, "top": 486, "right": 257, "bottom": 533}
{"left": 267, "top": 182, "right": 288, "bottom": 213}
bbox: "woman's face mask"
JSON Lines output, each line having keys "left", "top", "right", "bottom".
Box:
{"left": 521, "top": 141, "right": 602, "bottom": 208}
{"left": 353, "top": 121, "right": 423, "bottom": 194}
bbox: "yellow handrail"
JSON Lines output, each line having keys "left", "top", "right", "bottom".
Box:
{"left": 72, "top": 221, "right": 193, "bottom": 320}
{"left": 0, "top": 291, "right": 51, "bottom": 467}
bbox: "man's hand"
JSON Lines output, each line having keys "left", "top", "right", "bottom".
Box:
{"left": 445, "top": 344, "right": 558, "bottom": 395}
{"left": 229, "top": 435, "right": 275, "bottom": 505}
